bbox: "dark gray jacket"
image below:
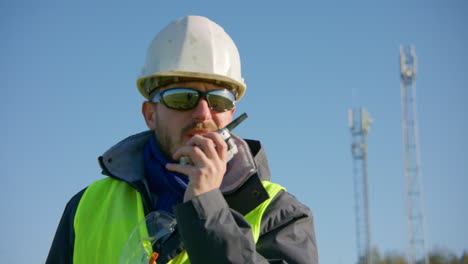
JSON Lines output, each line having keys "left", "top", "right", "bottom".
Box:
{"left": 46, "top": 131, "right": 318, "bottom": 264}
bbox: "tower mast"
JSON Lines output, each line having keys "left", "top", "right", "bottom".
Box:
{"left": 400, "top": 45, "right": 430, "bottom": 264}
{"left": 349, "top": 107, "right": 373, "bottom": 264}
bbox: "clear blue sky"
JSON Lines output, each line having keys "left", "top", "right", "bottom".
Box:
{"left": 1, "top": 1, "right": 467, "bottom": 263}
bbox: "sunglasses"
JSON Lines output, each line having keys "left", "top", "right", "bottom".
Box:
{"left": 151, "top": 88, "right": 236, "bottom": 112}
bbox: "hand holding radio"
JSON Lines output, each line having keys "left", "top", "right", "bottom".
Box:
{"left": 166, "top": 113, "right": 248, "bottom": 201}
{"left": 179, "top": 113, "right": 247, "bottom": 166}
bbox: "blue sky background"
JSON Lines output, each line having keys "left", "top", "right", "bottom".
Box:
{"left": 1, "top": 1, "right": 467, "bottom": 263}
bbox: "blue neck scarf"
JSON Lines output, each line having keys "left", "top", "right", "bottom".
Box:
{"left": 144, "top": 134, "right": 189, "bottom": 215}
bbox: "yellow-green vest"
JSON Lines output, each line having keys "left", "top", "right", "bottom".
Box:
{"left": 73, "top": 177, "right": 285, "bottom": 264}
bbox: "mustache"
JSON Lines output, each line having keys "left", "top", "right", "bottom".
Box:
{"left": 181, "top": 121, "right": 219, "bottom": 135}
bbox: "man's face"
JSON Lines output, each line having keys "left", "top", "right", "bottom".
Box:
{"left": 142, "top": 81, "right": 236, "bottom": 159}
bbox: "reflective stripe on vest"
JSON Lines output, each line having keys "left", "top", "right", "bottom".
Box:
{"left": 74, "top": 177, "right": 285, "bottom": 264}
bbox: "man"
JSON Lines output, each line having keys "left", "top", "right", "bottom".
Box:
{"left": 47, "top": 15, "right": 318, "bottom": 264}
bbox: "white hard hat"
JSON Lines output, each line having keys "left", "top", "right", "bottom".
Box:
{"left": 137, "top": 16, "right": 246, "bottom": 102}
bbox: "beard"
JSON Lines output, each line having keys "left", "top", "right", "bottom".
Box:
{"left": 153, "top": 112, "right": 219, "bottom": 161}
{"left": 153, "top": 113, "right": 180, "bottom": 161}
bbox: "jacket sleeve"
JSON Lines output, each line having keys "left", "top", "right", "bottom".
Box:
{"left": 46, "top": 188, "right": 86, "bottom": 264}
{"left": 257, "top": 190, "right": 318, "bottom": 264}
{"left": 173, "top": 189, "right": 318, "bottom": 264}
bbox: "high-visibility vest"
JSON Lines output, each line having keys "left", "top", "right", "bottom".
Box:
{"left": 73, "top": 177, "right": 285, "bottom": 264}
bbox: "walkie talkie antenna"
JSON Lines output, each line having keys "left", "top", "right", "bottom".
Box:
{"left": 226, "top": 113, "right": 248, "bottom": 131}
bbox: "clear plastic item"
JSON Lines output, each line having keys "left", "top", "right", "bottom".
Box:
{"left": 120, "top": 211, "right": 177, "bottom": 264}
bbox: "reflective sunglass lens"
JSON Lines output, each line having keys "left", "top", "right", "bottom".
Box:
{"left": 163, "top": 91, "right": 199, "bottom": 110}
{"left": 207, "top": 94, "right": 234, "bottom": 111}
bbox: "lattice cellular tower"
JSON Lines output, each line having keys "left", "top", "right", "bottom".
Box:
{"left": 348, "top": 107, "right": 373, "bottom": 264}
{"left": 400, "top": 45, "right": 430, "bottom": 264}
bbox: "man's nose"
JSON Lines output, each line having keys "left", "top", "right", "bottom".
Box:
{"left": 191, "top": 98, "right": 212, "bottom": 121}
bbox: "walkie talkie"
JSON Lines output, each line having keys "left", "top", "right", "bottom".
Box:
{"left": 179, "top": 113, "right": 248, "bottom": 165}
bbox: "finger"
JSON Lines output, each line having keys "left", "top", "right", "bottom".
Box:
{"left": 166, "top": 162, "right": 197, "bottom": 176}
{"left": 185, "top": 134, "right": 220, "bottom": 161}
{"left": 202, "top": 132, "right": 228, "bottom": 162}
{"left": 172, "top": 145, "right": 209, "bottom": 166}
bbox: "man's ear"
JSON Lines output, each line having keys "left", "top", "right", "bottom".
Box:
{"left": 142, "top": 101, "right": 157, "bottom": 130}
{"left": 229, "top": 106, "right": 236, "bottom": 118}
